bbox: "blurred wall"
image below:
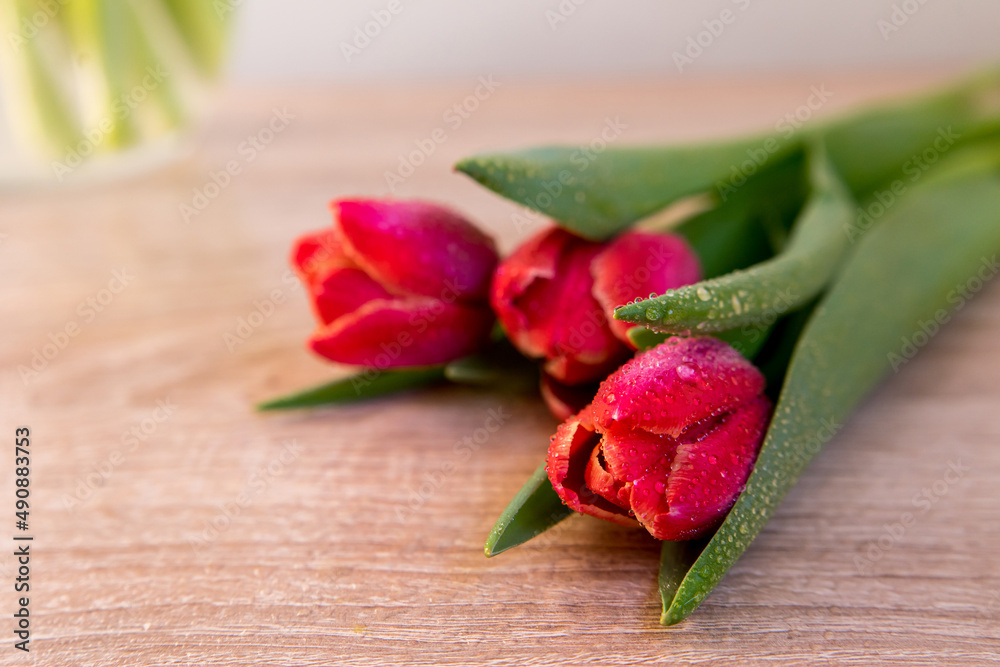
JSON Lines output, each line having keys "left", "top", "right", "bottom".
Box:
{"left": 228, "top": 0, "right": 1000, "bottom": 82}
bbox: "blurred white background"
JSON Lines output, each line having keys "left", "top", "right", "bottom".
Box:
{"left": 228, "top": 0, "right": 1000, "bottom": 82}
{"left": 2, "top": 0, "right": 998, "bottom": 176}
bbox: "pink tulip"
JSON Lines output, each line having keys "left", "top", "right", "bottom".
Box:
{"left": 491, "top": 226, "right": 701, "bottom": 417}
{"left": 547, "top": 336, "right": 771, "bottom": 541}
{"left": 291, "top": 199, "right": 498, "bottom": 368}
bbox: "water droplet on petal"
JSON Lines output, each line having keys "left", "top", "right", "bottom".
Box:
{"left": 676, "top": 363, "right": 699, "bottom": 382}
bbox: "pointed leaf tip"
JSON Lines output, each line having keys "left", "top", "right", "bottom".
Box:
{"left": 485, "top": 462, "right": 572, "bottom": 557}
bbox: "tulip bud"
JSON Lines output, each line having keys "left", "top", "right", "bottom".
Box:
{"left": 547, "top": 336, "right": 771, "bottom": 541}
{"left": 291, "top": 199, "right": 499, "bottom": 368}
{"left": 491, "top": 226, "right": 701, "bottom": 408}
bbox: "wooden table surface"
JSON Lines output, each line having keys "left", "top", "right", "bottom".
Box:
{"left": 2, "top": 71, "right": 1000, "bottom": 666}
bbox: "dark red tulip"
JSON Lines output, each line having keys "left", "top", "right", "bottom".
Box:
{"left": 546, "top": 336, "right": 771, "bottom": 541}
{"left": 490, "top": 226, "right": 701, "bottom": 416}
{"left": 291, "top": 199, "right": 498, "bottom": 368}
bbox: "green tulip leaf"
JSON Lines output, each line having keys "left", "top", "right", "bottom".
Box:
{"left": 455, "top": 70, "right": 1000, "bottom": 246}
{"left": 670, "top": 149, "right": 806, "bottom": 279}
{"left": 627, "top": 325, "right": 772, "bottom": 362}
{"left": 455, "top": 136, "right": 797, "bottom": 241}
{"left": 485, "top": 463, "right": 572, "bottom": 557}
{"left": 616, "top": 143, "right": 854, "bottom": 334}
{"left": 256, "top": 366, "right": 446, "bottom": 411}
{"left": 661, "top": 147, "right": 1000, "bottom": 625}
{"left": 443, "top": 344, "right": 539, "bottom": 391}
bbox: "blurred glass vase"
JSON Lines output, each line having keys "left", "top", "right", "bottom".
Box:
{"left": 0, "top": 0, "right": 233, "bottom": 185}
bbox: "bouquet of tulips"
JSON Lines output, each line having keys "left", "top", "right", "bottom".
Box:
{"left": 261, "top": 70, "right": 1000, "bottom": 625}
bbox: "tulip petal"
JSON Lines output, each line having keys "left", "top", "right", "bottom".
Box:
{"left": 542, "top": 349, "right": 628, "bottom": 387}
{"left": 491, "top": 226, "right": 572, "bottom": 358}
{"left": 634, "top": 396, "right": 771, "bottom": 541}
{"left": 591, "top": 336, "right": 765, "bottom": 436}
{"left": 309, "top": 297, "right": 495, "bottom": 367}
{"left": 599, "top": 424, "right": 678, "bottom": 487}
{"left": 539, "top": 372, "right": 600, "bottom": 422}
{"left": 592, "top": 231, "right": 702, "bottom": 345}
{"left": 290, "top": 228, "right": 351, "bottom": 284}
{"left": 492, "top": 227, "right": 627, "bottom": 384}
{"left": 334, "top": 199, "right": 498, "bottom": 300}
{"left": 309, "top": 266, "right": 395, "bottom": 326}
{"left": 546, "top": 411, "right": 636, "bottom": 527}
{"left": 584, "top": 444, "right": 630, "bottom": 511}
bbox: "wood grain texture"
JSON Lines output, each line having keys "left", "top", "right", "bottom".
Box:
{"left": 2, "top": 71, "right": 999, "bottom": 666}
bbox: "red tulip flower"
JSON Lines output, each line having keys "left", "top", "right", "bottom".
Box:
{"left": 547, "top": 336, "right": 771, "bottom": 541}
{"left": 291, "top": 199, "right": 498, "bottom": 368}
{"left": 491, "top": 226, "right": 701, "bottom": 418}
